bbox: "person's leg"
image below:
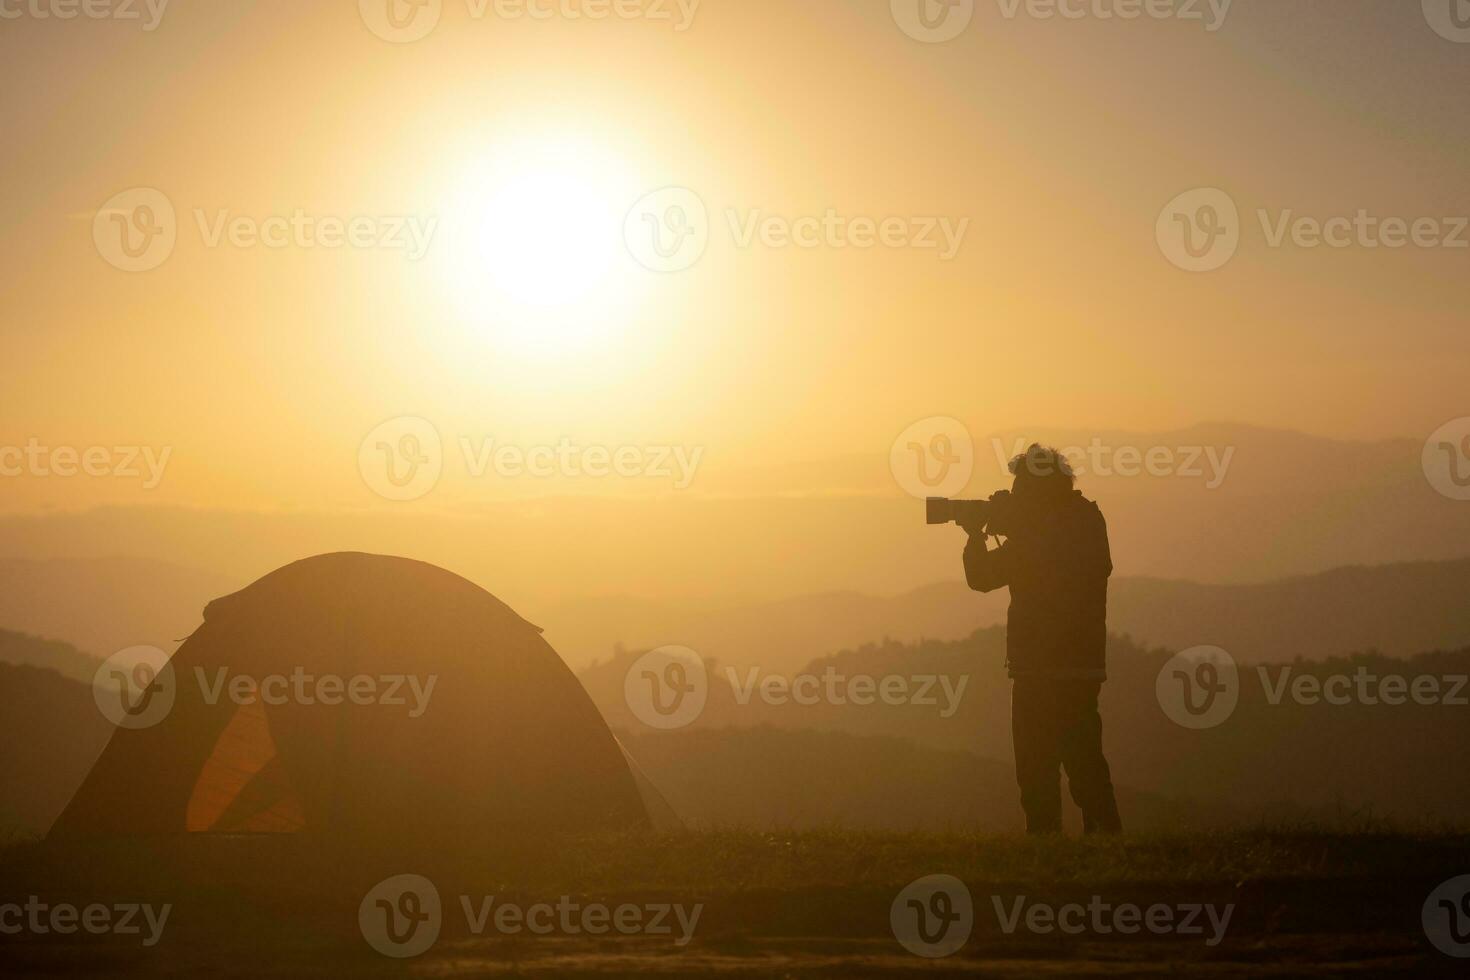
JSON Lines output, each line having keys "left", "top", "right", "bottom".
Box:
{"left": 1058, "top": 681, "right": 1122, "bottom": 835}
{"left": 1011, "top": 678, "right": 1063, "bottom": 834}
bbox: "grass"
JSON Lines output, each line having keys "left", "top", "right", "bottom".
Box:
{"left": 3, "top": 826, "right": 1467, "bottom": 976}
{"left": 514, "top": 825, "right": 1470, "bottom": 892}
{"left": 6, "top": 823, "right": 1468, "bottom": 894}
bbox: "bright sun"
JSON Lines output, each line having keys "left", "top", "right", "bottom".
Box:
{"left": 436, "top": 135, "right": 644, "bottom": 359}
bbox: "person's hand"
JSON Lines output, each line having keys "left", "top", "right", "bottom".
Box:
{"left": 958, "top": 515, "right": 987, "bottom": 537}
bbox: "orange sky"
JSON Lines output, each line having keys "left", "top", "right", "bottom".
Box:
{"left": 2, "top": 0, "right": 1468, "bottom": 517}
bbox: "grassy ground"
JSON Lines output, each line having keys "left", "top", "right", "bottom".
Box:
{"left": 2, "top": 827, "right": 1468, "bottom": 976}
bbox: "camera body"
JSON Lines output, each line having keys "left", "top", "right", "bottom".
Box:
{"left": 926, "top": 491, "right": 1014, "bottom": 535}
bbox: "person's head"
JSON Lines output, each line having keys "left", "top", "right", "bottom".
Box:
{"left": 1008, "top": 444, "right": 1075, "bottom": 504}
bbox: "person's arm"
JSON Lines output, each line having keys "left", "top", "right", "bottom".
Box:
{"left": 963, "top": 531, "right": 1011, "bottom": 593}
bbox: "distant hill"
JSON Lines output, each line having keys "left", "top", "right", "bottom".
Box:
{"left": 0, "top": 556, "right": 238, "bottom": 659}
{"left": 7, "top": 549, "right": 1466, "bottom": 678}
{"left": 582, "top": 629, "right": 1009, "bottom": 755}
{"left": 1108, "top": 558, "right": 1470, "bottom": 662}
{"left": 554, "top": 557, "right": 1470, "bottom": 672}
{"left": 588, "top": 630, "right": 1470, "bottom": 825}
{"left": 0, "top": 664, "right": 112, "bottom": 837}
{"left": 3, "top": 425, "right": 1469, "bottom": 617}
{"left": 0, "top": 629, "right": 99, "bottom": 684}
{"left": 696, "top": 422, "right": 1470, "bottom": 585}
{"left": 550, "top": 582, "right": 1006, "bottom": 674}
{"left": 6, "top": 627, "right": 1465, "bottom": 838}
{"left": 0, "top": 642, "right": 1199, "bottom": 839}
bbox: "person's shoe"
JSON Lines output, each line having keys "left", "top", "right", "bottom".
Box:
{"left": 1081, "top": 802, "right": 1123, "bottom": 835}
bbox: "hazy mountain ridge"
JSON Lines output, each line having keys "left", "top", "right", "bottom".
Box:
{"left": 0, "top": 556, "right": 237, "bottom": 659}
{"left": 706, "top": 422, "right": 1424, "bottom": 498}
{"left": 6, "top": 624, "right": 1466, "bottom": 839}
{"left": 556, "top": 556, "right": 1470, "bottom": 672}
{"left": 0, "top": 650, "right": 1214, "bottom": 839}
{"left": 6, "top": 550, "right": 1468, "bottom": 677}
{"left": 548, "top": 581, "right": 1005, "bottom": 673}
{"left": 0, "top": 629, "right": 98, "bottom": 684}
{"left": 0, "top": 663, "right": 112, "bottom": 837}
{"left": 586, "top": 629, "right": 1470, "bottom": 824}
{"left": 1, "top": 423, "right": 1467, "bottom": 613}
{"left": 1109, "top": 557, "right": 1470, "bottom": 662}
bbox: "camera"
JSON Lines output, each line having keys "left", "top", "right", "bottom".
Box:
{"left": 926, "top": 491, "right": 1013, "bottom": 534}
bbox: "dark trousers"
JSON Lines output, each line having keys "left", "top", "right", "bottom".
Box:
{"left": 1011, "top": 677, "right": 1122, "bottom": 835}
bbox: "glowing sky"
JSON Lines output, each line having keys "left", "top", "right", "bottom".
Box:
{"left": 2, "top": 0, "right": 1467, "bottom": 516}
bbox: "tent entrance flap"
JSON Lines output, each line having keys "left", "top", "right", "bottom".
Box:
{"left": 185, "top": 699, "right": 306, "bottom": 833}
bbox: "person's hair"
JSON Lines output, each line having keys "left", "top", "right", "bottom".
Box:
{"left": 1008, "top": 444, "right": 1075, "bottom": 492}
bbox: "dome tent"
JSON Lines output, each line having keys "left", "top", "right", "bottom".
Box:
{"left": 50, "top": 553, "right": 659, "bottom": 846}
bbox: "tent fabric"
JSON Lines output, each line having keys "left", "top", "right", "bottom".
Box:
{"left": 615, "top": 738, "right": 683, "bottom": 832}
{"left": 50, "top": 552, "right": 653, "bottom": 845}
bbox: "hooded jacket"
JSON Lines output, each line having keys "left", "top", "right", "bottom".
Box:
{"left": 962, "top": 490, "right": 1112, "bottom": 679}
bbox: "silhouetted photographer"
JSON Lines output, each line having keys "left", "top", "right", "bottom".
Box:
{"left": 930, "top": 444, "right": 1122, "bottom": 835}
